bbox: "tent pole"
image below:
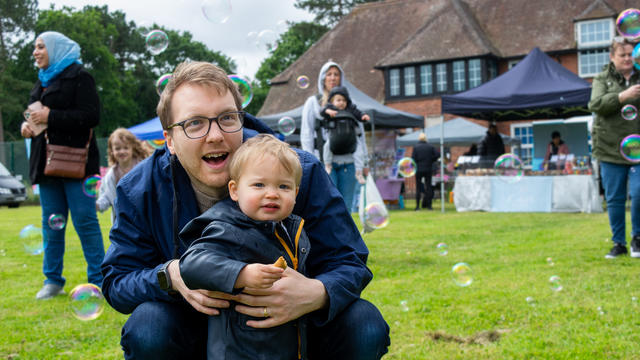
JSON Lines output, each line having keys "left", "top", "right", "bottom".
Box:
{"left": 371, "top": 114, "right": 376, "bottom": 179}
{"left": 440, "top": 115, "right": 445, "bottom": 213}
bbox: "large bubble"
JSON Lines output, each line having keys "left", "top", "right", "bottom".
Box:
{"left": 156, "top": 73, "right": 172, "bottom": 96}
{"left": 257, "top": 29, "right": 278, "bottom": 52}
{"left": 451, "top": 262, "right": 473, "bottom": 287}
{"left": 633, "top": 43, "right": 640, "bottom": 71}
{"left": 228, "top": 75, "right": 253, "bottom": 108}
{"left": 20, "top": 224, "right": 43, "bottom": 255}
{"left": 47, "top": 214, "right": 66, "bottom": 231}
{"left": 397, "top": 157, "right": 417, "bottom": 177}
{"left": 83, "top": 175, "right": 102, "bottom": 198}
{"left": 69, "top": 283, "right": 105, "bottom": 321}
{"left": 622, "top": 104, "right": 638, "bottom": 121}
{"left": 278, "top": 117, "right": 296, "bottom": 136}
{"left": 620, "top": 134, "right": 640, "bottom": 162}
{"left": 201, "top": 0, "right": 232, "bottom": 24}
{"left": 494, "top": 153, "right": 523, "bottom": 183}
{"left": 296, "top": 75, "right": 310, "bottom": 89}
{"left": 616, "top": 8, "right": 640, "bottom": 39}
{"left": 145, "top": 30, "right": 169, "bottom": 55}
{"left": 364, "top": 203, "right": 389, "bottom": 229}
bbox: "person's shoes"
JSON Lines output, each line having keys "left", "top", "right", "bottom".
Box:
{"left": 631, "top": 236, "right": 640, "bottom": 258}
{"left": 36, "top": 284, "right": 65, "bottom": 300}
{"left": 414, "top": 208, "right": 420, "bottom": 211}
{"left": 605, "top": 244, "right": 628, "bottom": 259}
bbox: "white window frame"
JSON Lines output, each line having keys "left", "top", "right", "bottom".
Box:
{"left": 575, "top": 18, "right": 614, "bottom": 49}
{"left": 404, "top": 67, "right": 416, "bottom": 96}
{"left": 468, "top": 59, "right": 481, "bottom": 88}
{"left": 578, "top": 48, "right": 610, "bottom": 77}
{"left": 452, "top": 60, "right": 466, "bottom": 92}
{"left": 436, "top": 63, "right": 447, "bottom": 92}
{"left": 389, "top": 68, "right": 400, "bottom": 96}
{"left": 420, "top": 64, "right": 433, "bottom": 94}
{"left": 510, "top": 123, "right": 533, "bottom": 168}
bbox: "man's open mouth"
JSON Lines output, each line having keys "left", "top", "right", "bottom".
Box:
{"left": 203, "top": 153, "right": 228, "bottom": 165}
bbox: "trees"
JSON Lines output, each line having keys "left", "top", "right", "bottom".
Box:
{"left": 294, "top": 0, "right": 381, "bottom": 26}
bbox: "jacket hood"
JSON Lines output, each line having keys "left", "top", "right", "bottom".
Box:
{"left": 317, "top": 61, "right": 345, "bottom": 94}
{"left": 328, "top": 86, "right": 352, "bottom": 106}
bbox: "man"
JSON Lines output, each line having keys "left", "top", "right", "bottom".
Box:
{"left": 101, "top": 62, "right": 389, "bottom": 359}
{"left": 478, "top": 123, "right": 506, "bottom": 166}
{"left": 411, "top": 132, "right": 439, "bottom": 210}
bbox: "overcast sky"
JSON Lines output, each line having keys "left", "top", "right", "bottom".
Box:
{"left": 38, "top": 0, "right": 315, "bottom": 78}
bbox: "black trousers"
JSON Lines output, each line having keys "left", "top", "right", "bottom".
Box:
{"left": 415, "top": 171, "right": 433, "bottom": 209}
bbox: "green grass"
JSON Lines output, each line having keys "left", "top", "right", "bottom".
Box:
{"left": 2, "top": 202, "right": 640, "bottom": 359}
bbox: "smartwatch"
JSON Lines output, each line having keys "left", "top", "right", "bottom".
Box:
{"left": 157, "top": 260, "right": 175, "bottom": 292}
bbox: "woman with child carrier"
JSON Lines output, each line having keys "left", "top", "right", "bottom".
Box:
{"left": 300, "top": 61, "right": 368, "bottom": 209}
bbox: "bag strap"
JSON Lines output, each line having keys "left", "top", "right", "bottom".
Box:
{"left": 45, "top": 129, "right": 93, "bottom": 149}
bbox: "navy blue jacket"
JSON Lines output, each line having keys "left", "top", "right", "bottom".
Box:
{"left": 179, "top": 197, "right": 310, "bottom": 360}
{"left": 101, "top": 114, "right": 372, "bottom": 327}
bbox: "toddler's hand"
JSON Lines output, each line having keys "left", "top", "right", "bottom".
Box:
{"left": 326, "top": 109, "right": 338, "bottom": 117}
{"left": 236, "top": 263, "right": 284, "bottom": 289}
{"left": 361, "top": 114, "right": 370, "bottom": 122}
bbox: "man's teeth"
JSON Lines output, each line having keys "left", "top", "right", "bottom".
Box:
{"left": 204, "top": 153, "right": 225, "bottom": 159}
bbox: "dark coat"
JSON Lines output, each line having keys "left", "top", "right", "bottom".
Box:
{"left": 179, "top": 197, "right": 310, "bottom": 360}
{"left": 411, "top": 141, "right": 440, "bottom": 174}
{"left": 101, "top": 114, "right": 372, "bottom": 331}
{"left": 478, "top": 131, "right": 505, "bottom": 161}
{"left": 321, "top": 86, "right": 366, "bottom": 122}
{"left": 28, "top": 63, "right": 100, "bottom": 184}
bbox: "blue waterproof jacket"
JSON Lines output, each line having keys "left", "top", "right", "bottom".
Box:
{"left": 101, "top": 113, "right": 372, "bottom": 327}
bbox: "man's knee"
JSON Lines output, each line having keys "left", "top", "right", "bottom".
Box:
{"left": 121, "top": 302, "right": 173, "bottom": 359}
{"left": 342, "top": 299, "right": 390, "bottom": 355}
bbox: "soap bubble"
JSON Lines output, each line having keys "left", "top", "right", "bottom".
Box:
{"left": 228, "top": 75, "right": 253, "bottom": 108}
{"left": 296, "top": 75, "right": 310, "bottom": 89}
{"left": 451, "top": 262, "right": 473, "bottom": 287}
{"left": 155, "top": 73, "right": 172, "bottom": 96}
{"left": 20, "top": 224, "right": 43, "bottom": 255}
{"left": 69, "top": 284, "right": 105, "bottom": 321}
{"left": 597, "top": 306, "right": 605, "bottom": 315}
{"left": 257, "top": 29, "right": 278, "bottom": 52}
{"left": 201, "top": 0, "right": 232, "bottom": 24}
{"left": 622, "top": 104, "right": 638, "bottom": 121}
{"left": 616, "top": 8, "right": 640, "bottom": 39}
{"left": 277, "top": 117, "right": 296, "bottom": 136}
{"left": 399, "top": 300, "right": 409, "bottom": 312}
{"left": 525, "top": 296, "right": 537, "bottom": 307}
{"left": 364, "top": 202, "right": 389, "bottom": 229}
{"left": 83, "top": 175, "right": 102, "bottom": 198}
{"left": 494, "top": 153, "right": 523, "bottom": 183}
{"left": 145, "top": 30, "right": 169, "bottom": 55}
{"left": 549, "top": 275, "right": 563, "bottom": 292}
{"left": 546, "top": 257, "right": 554, "bottom": 266}
{"left": 633, "top": 43, "right": 640, "bottom": 71}
{"left": 47, "top": 214, "right": 66, "bottom": 231}
{"left": 436, "top": 242, "right": 448, "bottom": 256}
{"left": 397, "top": 157, "right": 417, "bottom": 177}
{"left": 146, "top": 139, "right": 166, "bottom": 149}
{"left": 620, "top": 134, "right": 640, "bottom": 162}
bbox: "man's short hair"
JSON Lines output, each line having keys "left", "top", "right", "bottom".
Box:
{"left": 229, "top": 134, "right": 302, "bottom": 186}
{"left": 418, "top": 132, "right": 427, "bottom": 142}
{"left": 551, "top": 131, "right": 561, "bottom": 139}
{"left": 156, "top": 61, "right": 243, "bottom": 130}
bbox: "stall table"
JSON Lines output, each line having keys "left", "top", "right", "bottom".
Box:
{"left": 453, "top": 175, "right": 602, "bottom": 213}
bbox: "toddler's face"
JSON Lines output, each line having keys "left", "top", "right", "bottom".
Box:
{"left": 111, "top": 137, "right": 133, "bottom": 165}
{"left": 228, "top": 155, "right": 297, "bottom": 222}
{"left": 331, "top": 94, "right": 348, "bottom": 110}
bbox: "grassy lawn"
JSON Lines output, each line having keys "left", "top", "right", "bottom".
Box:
{"left": 1, "top": 201, "right": 640, "bottom": 359}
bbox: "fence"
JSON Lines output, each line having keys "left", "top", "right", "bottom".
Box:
{"left": 0, "top": 138, "right": 109, "bottom": 184}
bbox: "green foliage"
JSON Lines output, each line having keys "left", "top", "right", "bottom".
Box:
{"left": 2, "top": 201, "right": 640, "bottom": 359}
{"left": 294, "top": 0, "right": 381, "bottom": 26}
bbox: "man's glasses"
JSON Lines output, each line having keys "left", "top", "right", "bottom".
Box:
{"left": 167, "top": 111, "right": 245, "bottom": 139}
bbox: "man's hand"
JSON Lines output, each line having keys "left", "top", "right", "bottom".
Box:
{"left": 168, "top": 260, "right": 233, "bottom": 316}
{"left": 325, "top": 109, "right": 338, "bottom": 117}
{"left": 619, "top": 85, "right": 640, "bottom": 103}
{"left": 233, "top": 268, "right": 328, "bottom": 328}
{"left": 235, "top": 263, "right": 284, "bottom": 289}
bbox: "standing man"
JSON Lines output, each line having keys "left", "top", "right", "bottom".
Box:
{"left": 478, "top": 123, "right": 506, "bottom": 166}
{"left": 101, "top": 61, "right": 389, "bottom": 359}
{"left": 412, "top": 132, "right": 439, "bottom": 210}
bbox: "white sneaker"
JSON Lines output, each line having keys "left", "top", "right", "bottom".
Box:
{"left": 631, "top": 236, "right": 640, "bottom": 258}
{"left": 36, "top": 284, "right": 65, "bottom": 300}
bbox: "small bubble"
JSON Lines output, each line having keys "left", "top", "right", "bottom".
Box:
{"left": 525, "top": 296, "right": 537, "bottom": 306}
{"left": 549, "top": 275, "right": 563, "bottom": 292}
{"left": 399, "top": 300, "right": 409, "bottom": 312}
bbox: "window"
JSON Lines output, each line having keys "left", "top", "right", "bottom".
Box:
{"left": 436, "top": 63, "right": 447, "bottom": 92}
{"left": 577, "top": 19, "right": 613, "bottom": 49}
{"left": 452, "top": 60, "right": 466, "bottom": 92}
{"left": 487, "top": 59, "right": 497, "bottom": 80}
{"left": 579, "top": 48, "right": 609, "bottom": 77}
{"left": 389, "top": 68, "right": 400, "bottom": 96}
{"left": 404, "top": 67, "right": 416, "bottom": 96}
{"left": 468, "top": 59, "right": 481, "bottom": 88}
{"left": 420, "top": 64, "right": 432, "bottom": 94}
{"left": 508, "top": 60, "right": 520, "bottom": 69}
{"left": 511, "top": 124, "right": 533, "bottom": 167}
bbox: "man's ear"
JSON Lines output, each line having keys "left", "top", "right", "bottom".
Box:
{"left": 164, "top": 130, "right": 175, "bottom": 155}
{"left": 228, "top": 180, "right": 239, "bottom": 201}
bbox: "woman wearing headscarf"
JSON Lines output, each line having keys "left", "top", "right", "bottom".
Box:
{"left": 589, "top": 36, "right": 640, "bottom": 259}
{"left": 21, "top": 31, "right": 104, "bottom": 299}
{"left": 300, "top": 61, "right": 367, "bottom": 210}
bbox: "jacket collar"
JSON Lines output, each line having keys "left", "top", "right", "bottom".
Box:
{"left": 31, "top": 63, "right": 83, "bottom": 99}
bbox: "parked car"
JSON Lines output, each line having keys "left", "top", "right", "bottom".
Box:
{"left": 0, "top": 162, "right": 26, "bottom": 208}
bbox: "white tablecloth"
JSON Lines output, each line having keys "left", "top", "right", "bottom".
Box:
{"left": 453, "top": 175, "right": 603, "bottom": 213}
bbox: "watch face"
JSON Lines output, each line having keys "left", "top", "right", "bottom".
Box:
{"left": 157, "top": 269, "right": 170, "bottom": 290}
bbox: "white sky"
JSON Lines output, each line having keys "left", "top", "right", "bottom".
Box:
{"left": 38, "top": 0, "right": 315, "bottom": 79}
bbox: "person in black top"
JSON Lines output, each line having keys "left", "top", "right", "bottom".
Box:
{"left": 478, "top": 123, "right": 505, "bottom": 166}
{"left": 411, "top": 133, "right": 440, "bottom": 210}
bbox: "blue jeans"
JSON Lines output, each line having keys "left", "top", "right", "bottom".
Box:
{"left": 600, "top": 161, "right": 640, "bottom": 245}
{"left": 352, "top": 181, "right": 362, "bottom": 213}
{"left": 330, "top": 163, "right": 356, "bottom": 210}
{"left": 121, "top": 299, "right": 390, "bottom": 360}
{"left": 39, "top": 178, "right": 105, "bottom": 287}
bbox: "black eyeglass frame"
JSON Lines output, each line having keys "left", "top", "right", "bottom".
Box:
{"left": 166, "top": 111, "right": 245, "bottom": 139}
